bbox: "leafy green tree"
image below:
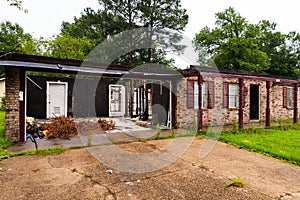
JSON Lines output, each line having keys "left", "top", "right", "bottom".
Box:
{"left": 286, "top": 31, "right": 300, "bottom": 80}
{"left": 61, "top": 8, "right": 128, "bottom": 45}
{"left": 44, "top": 33, "right": 96, "bottom": 60}
{"left": 0, "top": 21, "right": 38, "bottom": 54}
{"left": 98, "top": 0, "right": 188, "bottom": 66}
{"left": 98, "top": 0, "right": 141, "bottom": 64}
{"left": 195, "top": 7, "right": 270, "bottom": 72}
{"left": 0, "top": 21, "right": 39, "bottom": 77}
{"left": 256, "top": 20, "right": 294, "bottom": 76}
{"left": 195, "top": 7, "right": 300, "bottom": 79}
{"left": 137, "top": 0, "right": 188, "bottom": 62}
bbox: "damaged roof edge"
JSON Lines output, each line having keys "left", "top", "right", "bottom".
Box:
{"left": 180, "top": 65, "right": 299, "bottom": 83}
{"left": 0, "top": 60, "right": 183, "bottom": 80}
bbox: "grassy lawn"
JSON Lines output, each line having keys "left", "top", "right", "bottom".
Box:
{"left": 0, "top": 111, "right": 13, "bottom": 151}
{"left": 219, "top": 128, "right": 300, "bottom": 166}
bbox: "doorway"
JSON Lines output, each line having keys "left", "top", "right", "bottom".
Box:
{"left": 250, "top": 85, "right": 259, "bottom": 120}
{"left": 109, "top": 85, "right": 125, "bottom": 117}
{"left": 46, "top": 82, "right": 68, "bottom": 118}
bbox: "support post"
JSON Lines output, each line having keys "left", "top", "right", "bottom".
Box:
{"left": 293, "top": 82, "right": 298, "bottom": 124}
{"left": 144, "top": 83, "right": 149, "bottom": 120}
{"left": 171, "top": 80, "right": 177, "bottom": 128}
{"left": 19, "top": 68, "right": 26, "bottom": 142}
{"left": 135, "top": 88, "right": 138, "bottom": 116}
{"left": 197, "top": 74, "right": 203, "bottom": 131}
{"left": 265, "top": 81, "right": 271, "bottom": 128}
{"left": 130, "top": 80, "right": 133, "bottom": 118}
{"left": 139, "top": 86, "right": 142, "bottom": 117}
{"left": 238, "top": 78, "right": 244, "bottom": 129}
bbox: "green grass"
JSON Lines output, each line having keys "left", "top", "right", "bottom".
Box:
{"left": 219, "top": 128, "right": 300, "bottom": 165}
{"left": 0, "top": 111, "right": 13, "bottom": 151}
{"left": 0, "top": 146, "right": 66, "bottom": 161}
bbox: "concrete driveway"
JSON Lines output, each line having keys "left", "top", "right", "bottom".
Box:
{"left": 1, "top": 138, "right": 300, "bottom": 199}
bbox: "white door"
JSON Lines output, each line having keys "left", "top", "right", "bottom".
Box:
{"left": 109, "top": 85, "right": 125, "bottom": 117}
{"left": 47, "top": 82, "right": 68, "bottom": 118}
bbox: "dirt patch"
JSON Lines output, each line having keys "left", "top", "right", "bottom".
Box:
{"left": 1, "top": 138, "right": 299, "bottom": 199}
{"left": 118, "top": 142, "right": 157, "bottom": 153}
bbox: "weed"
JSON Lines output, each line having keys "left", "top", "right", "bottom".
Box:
{"left": 260, "top": 192, "right": 266, "bottom": 196}
{"left": 198, "top": 164, "right": 210, "bottom": 171}
{"left": 87, "top": 134, "right": 93, "bottom": 147}
{"left": 155, "top": 124, "right": 161, "bottom": 139}
{"left": 224, "top": 177, "right": 245, "bottom": 188}
{"left": 232, "top": 117, "right": 239, "bottom": 133}
{"left": 189, "top": 112, "right": 197, "bottom": 136}
{"left": 206, "top": 128, "right": 221, "bottom": 140}
{"left": 171, "top": 128, "right": 175, "bottom": 137}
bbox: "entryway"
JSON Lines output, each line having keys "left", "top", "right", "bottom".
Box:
{"left": 109, "top": 85, "right": 126, "bottom": 117}
{"left": 250, "top": 84, "right": 259, "bottom": 120}
{"left": 46, "top": 81, "right": 68, "bottom": 118}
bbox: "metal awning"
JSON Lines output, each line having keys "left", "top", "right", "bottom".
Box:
{"left": 0, "top": 60, "right": 182, "bottom": 80}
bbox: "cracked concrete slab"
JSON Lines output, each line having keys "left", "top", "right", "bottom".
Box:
{"left": 1, "top": 138, "right": 299, "bottom": 199}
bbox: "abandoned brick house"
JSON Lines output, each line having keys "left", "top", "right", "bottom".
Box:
{"left": 177, "top": 66, "right": 298, "bottom": 130}
{"left": 0, "top": 52, "right": 299, "bottom": 142}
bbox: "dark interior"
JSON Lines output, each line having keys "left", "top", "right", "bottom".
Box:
{"left": 250, "top": 84, "right": 259, "bottom": 120}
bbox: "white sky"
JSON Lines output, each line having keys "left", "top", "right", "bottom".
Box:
{"left": 0, "top": 0, "right": 299, "bottom": 39}
{"left": 0, "top": 0, "right": 299, "bottom": 68}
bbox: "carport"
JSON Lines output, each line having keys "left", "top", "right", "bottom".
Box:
{"left": 0, "top": 52, "right": 179, "bottom": 142}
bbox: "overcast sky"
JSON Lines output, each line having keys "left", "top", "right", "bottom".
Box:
{"left": 0, "top": 0, "right": 299, "bottom": 40}
{"left": 0, "top": 0, "right": 299, "bottom": 68}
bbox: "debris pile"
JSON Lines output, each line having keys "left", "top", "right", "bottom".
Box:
{"left": 41, "top": 117, "right": 117, "bottom": 138}
{"left": 43, "top": 116, "right": 77, "bottom": 139}
{"left": 26, "top": 117, "right": 44, "bottom": 138}
{"left": 98, "top": 118, "right": 116, "bottom": 132}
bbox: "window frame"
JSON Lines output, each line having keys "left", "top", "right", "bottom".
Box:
{"left": 194, "top": 81, "right": 207, "bottom": 109}
{"left": 228, "top": 83, "right": 239, "bottom": 109}
{"left": 287, "top": 86, "right": 293, "bottom": 108}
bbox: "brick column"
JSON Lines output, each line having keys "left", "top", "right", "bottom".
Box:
{"left": 5, "top": 67, "right": 21, "bottom": 141}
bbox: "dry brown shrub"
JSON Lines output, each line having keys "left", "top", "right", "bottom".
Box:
{"left": 43, "top": 116, "right": 77, "bottom": 139}
{"left": 98, "top": 118, "right": 115, "bottom": 132}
